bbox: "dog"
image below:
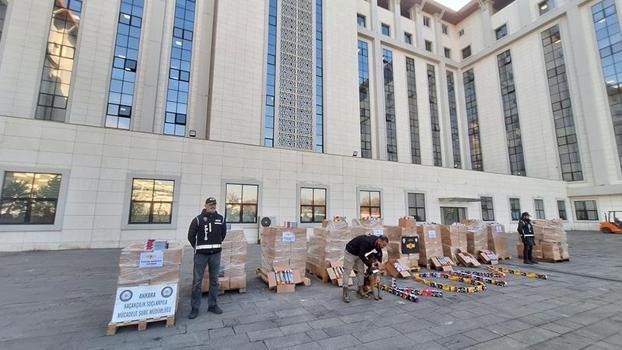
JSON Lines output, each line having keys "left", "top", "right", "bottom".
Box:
{"left": 363, "top": 258, "right": 382, "bottom": 301}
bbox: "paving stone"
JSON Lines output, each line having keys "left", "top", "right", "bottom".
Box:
{"left": 465, "top": 336, "right": 528, "bottom": 350}
{"left": 307, "top": 317, "right": 344, "bottom": 330}
{"left": 438, "top": 333, "right": 479, "bottom": 349}
{"left": 264, "top": 333, "right": 312, "bottom": 350}
{"left": 208, "top": 326, "right": 234, "bottom": 339}
{"left": 247, "top": 327, "right": 284, "bottom": 342}
{"left": 234, "top": 321, "right": 279, "bottom": 334}
{"left": 305, "top": 329, "right": 329, "bottom": 341}
{"left": 288, "top": 342, "right": 322, "bottom": 350}
{"left": 279, "top": 323, "right": 312, "bottom": 335}
{"left": 462, "top": 328, "right": 501, "bottom": 342}
{"left": 317, "top": 334, "right": 361, "bottom": 349}
{"left": 403, "top": 329, "right": 443, "bottom": 343}
{"left": 352, "top": 326, "right": 400, "bottom": 343}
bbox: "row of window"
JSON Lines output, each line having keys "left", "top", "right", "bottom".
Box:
{"left": 0, "top": 171, "right": 602, "bottom": 226}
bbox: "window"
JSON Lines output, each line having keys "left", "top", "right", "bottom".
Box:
{"left": 427, "top": 64, "right": 442, "bottom": 166}
{"left": 408, "top": 193, "right": 426, "bottom": 221}
{"left": 0, "top": 1, "right": 6, "bottom": 42}
{"left": 406, "top": 57, "right": 421, "bottom": 164}
{"left": 539, "top": 0, "right": 553, "bottom": 15}
{"left": 300, "top": 187, "right": 326, "bottom": 223}
{"left": 591, "top": 1, "right": 622, "bottom": 173}
{"left": 495, "top": 24, "right": 507, "bottom": 40}
{"left": 423, "top": 16, "right": 430, "bottom": 27}
{"left": 442, "top": 24, "right": 448, "bottom": 35}
{"left": 357, "top": 13, "right": 366, "bottom": 28}
{"left": 316, "top": 0, "right": 324, "bottom": 153}
{"left": 382, "top": 49, "right": 398, "bottom": 161}
{"left": 575, "top": 200, "right": 598, "bottom": 221}
{"left": 510, "top": 198, "right": 521, "bottom": 221}
{"left": 447, "top": 71, "right": 461, "bottom": 169}
{"left": 404, "top": 32, "right": 412, "bottom": 45}
{"left": 444, "top": 47, "right": 451, "bottom": 59}
{"left": 225, "top": 184, "right": 259, "bottom": 224}
{"left": 360, "top": 190, "right": 381, "bottom": 219}
{"left": 557, "top": 200, "right": 567, "bottom": 220}
{"left": 534, "top": 199, "right": 545, "bottom": 219}
{"left": 358, "top": 40, "right": 372, "bottom": 159}
{"left": 381, "top": 23, "right": 390, "bottom": 36}
{"left": 35, "top": 0, "right": 84, "bottom": 122}
{"left": 105, "top": 0, "right": 145, "bottom": 129}
{"left": 129, "top": 179, "right": 175, "bottom": 224}
{"left": 497, "top": 50, "right": 526, "bottom": 176}
{"left": 462, "top": 45, "right": 471, "bottom": 59}
{"left": 463, "top": 69, "right": 483, "bottom": 171}
{"left": 480, "top": 197, "right": 494, "bottom": 221}
{"left": 0, "top": 172, "right": 62, "bottom": 225}
{"left": 459, "top": 29, "right": 465, "bottom": 36}
{"left": 425, "top": 40, "right": 432, "bottom": 52}
{"left": 164, "top": 0, "right": 196, "bottom": 137}
{"left": 541, "top": 25, "right": 583, "bottom": 181}
{"left": 263, "top": 0, "right": 278, "bottom": 147}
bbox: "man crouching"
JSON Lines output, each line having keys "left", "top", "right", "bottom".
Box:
{"left": 342, "top": 234, "right": 389, "bottom": 303}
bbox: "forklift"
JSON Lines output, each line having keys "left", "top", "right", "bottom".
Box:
{"left": 600, "top": 211, "right": 622, "bottom": 234}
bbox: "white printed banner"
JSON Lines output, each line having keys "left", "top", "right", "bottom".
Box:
{"left": 111, "top": 283, "right": 177, "bottom": 323}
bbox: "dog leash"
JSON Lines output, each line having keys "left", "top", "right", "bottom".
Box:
{"left": 487, "top": 266, "right": 548, "bottom": 280}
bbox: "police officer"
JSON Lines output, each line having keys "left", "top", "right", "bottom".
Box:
{"left": 517, "top": 212, "right": 538, "bottom": 265}
{"left": 342, "top": 234, "right": 389, "bottom": 303}
{"left": 188, "top": 197, "right": 226, "bottom": 319}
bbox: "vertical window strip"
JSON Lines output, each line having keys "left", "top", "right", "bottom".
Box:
{"left": 383, "top": 49, "right": 398, "bottom": 161}
{"left": 0, "top": 1, "right": 6, "bottom": 41}
{"left": 315, "top": 0, "right": 323, "bottom": 152}
{"left": 35, "top": 0, "right": 84, "bottom": 122}
{"left": 163, "top": 0, "right": 196, "bottom": 137}
{"left": 497, "top": 50, "right": 526, "bottom": 176}
{"left": 406, "top": 58, "right": 421, "bottom": 164}
{"left": 427, "top": 64, "right": 442, "bottom": 166}
{"left": 447, "top": 71, "right": 461, "bottom": 168}
{"left": 592, "top": 0, "right": 622, "bottom": 172}
{"left": 358, "top": 40, "right": 372, "bottom": 159}
{"left": 105, "top": 0, "right": 144, "bottom": 129}
{"left": 541, "top": 25, "right": 583, "bottom": 181}
{"left": 263, "top": 0, "right": 278, "bottom": 147}
{"left": 463, "top": 69, "right": 483, "bottom": 171}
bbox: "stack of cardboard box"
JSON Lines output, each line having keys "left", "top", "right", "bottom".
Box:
{"left": 462, "top": 219, "right": 488, "bottom": 255}
{"left": 203, "top": 230, "right": 247, "bottom": 292}
{"left": 117, "top": 241, "right": 183, "bottom": 286}
{"left": 260, "top": 227, "right": 307, "bottom": 292}
{"left": 307, "top": 218, "right": 355, "bottom": 281}
{"left": 440, "top": 224, "right": 468, "bottom": 262}
{"left": 486, "top": 223, "right": 510, "bottom": 259}
{"left": 384, "top": 224, "right": 420, "bottom": 275}
{"left": 351, "top": 218, "right": 388, "bottom": 265}
{"left": 533, "top": 219, "right": 569, "bottom": 261}
{"left": 416, "top": 224, "right": 443, "bottom": 267}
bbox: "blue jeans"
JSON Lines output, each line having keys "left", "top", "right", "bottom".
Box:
{"left": 190, "top": 252, "right": 221, "bottom": 310}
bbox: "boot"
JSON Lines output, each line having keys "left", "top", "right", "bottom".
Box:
{"left": 188, "top": 308, "right": 199, "bottom": 319}
{"left": 524, "top": 260, "right": 532, "bottom": 264}
{"left": 357, "top": 286, "right": 369, "bottom": 299}
{"left": 342, "top": 287, "right": 350, "bottom": 303}
{"left": 530, "top": 259, "right": 539, "bottom": 264}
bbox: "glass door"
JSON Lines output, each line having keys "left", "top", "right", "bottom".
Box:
{"left": 441, "top": 207, "right": 467, "bottom": 225}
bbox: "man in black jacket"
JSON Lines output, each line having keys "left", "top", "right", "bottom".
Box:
{"left": 517, "top": 211, "right": 538, "bottom": 265}
{"left": 342, "top": 234, "right": 389, "bottom": 303}
{"left": 187, "top": 197, "right": 227, "bottom": 319}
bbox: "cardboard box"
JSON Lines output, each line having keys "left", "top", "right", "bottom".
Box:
{"left": 430, "top": 256, "right": 454, "bottom": 272}
{"left": 478, "top": 250, "right": 499, "bottom": 265}
{"left": 117, "top": 242, "right": 183, "bottom": 286}
{"left": 517, "top": 241, "right": 544, "bottom": 259}
{"left": 417, "top": 224, "right": 443, "bottom": 266}
{"left": 261, "top": 227, "right": 307, "bottom": 274}
{"left": 326, "top": 259, "right": 354, "bottom": 286}
{"left": 456, "top": 251, "right": 481, "bottom": 267}
{"left": 440, "top": 224, "right": 468, "bottom": 262}
{"left": 351, "top": 218, "right": 384, "bottom": 237}
{"left": 486, "top": 224, "right": 510, "bottom": 258}
{"left": 462, "top": 220, "right": 488, "bottom": 255}
{"left": 308, "top": 218, "right": 354, "bottom": 274}
{"left": 386, "top": 258, "right": 412, "bottom": 278}
{"left": 398, "top": 216, "right": 417, "bottom": 229}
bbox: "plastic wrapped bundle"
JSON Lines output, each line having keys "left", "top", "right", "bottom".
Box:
{"left": 462, "top": 219, "right": 488, "bottom": 255}
{"left": 440, "top": 224, "right": 468, "bottom": 261}
{"left": 351, "top": 218, "right": 384, "bottom": 237}
{"left": 203, "top": 230, "right": 247, "bottom": 291}
{"left": 416, "top": 224, "right": 443, "bottom": 266}
{"left": 486, "top": 223, "right": 510, "bottom": 258}
{"left": 385, "top": 226, "right": 419, "bottom": 269}
{"left": 533, "top": 219, "right": 569, "bottom": 260}
{"left": 117, "top": 242, "right": 183, "bottom": 286}
{"left": 307, "top": 218, "right": 352, "bottom": 270}
{"left": 261, "top": 227, "right": 307, "bottom": 273}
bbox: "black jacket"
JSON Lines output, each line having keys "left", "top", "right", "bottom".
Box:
{"left": 345, "top": 235, "right": 383, "bottom": 267}
{"left": 187, "top": 209, "right": 227, "bottom": 255}
{"left": 517, "top": 219, "right": 534, "bottom": 238}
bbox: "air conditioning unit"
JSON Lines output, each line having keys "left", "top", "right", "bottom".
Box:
{"left": 257, "top": 216, "right": 277, "bottom": 243}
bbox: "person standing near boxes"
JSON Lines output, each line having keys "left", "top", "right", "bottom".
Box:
{"left": 188, "top": 197, "right": 227, "bottom": 319}
{"left": 517, "top": 212, "right": 538, "bottom": 265}
{"left": 342, "top": 235, "right": 389, "bottom": 303}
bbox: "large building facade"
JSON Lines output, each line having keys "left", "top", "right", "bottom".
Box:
{"left": 0, "top": 0, "right": 619, "bottom": 250}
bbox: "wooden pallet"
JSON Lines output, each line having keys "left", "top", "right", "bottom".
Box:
{"left": 106, "top": 316, "right": 175, "bottom": 336}
{"left": 536, "top": 257, "right": 570, "bottom": 263}
{"left": 256, "top": 268, "right": 307, "bottom": 290}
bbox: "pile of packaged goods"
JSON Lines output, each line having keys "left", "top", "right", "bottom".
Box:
{"left": 203, "top": 230, "right": 247, "bottom": 292}
{"left": 260, "top": 227, "right": 307, "bottom": 293}
{"left": 440, "top": 224, "right": 468, "bottom": 263}
{"left": 307, "top": 217, "right": 356, "bottom": 281}
{"left": 533, "top": 219, "right": 569, "bottom": 261}
{"left": 462, "top": 219, "right": 488, "bottom": 255}
{"left": 486, "top": 223, "right": 510, "bottom": 259}
{"left": 416, "top": 224, "right": 443, "bottom": 267}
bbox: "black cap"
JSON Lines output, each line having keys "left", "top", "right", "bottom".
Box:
{"left": 205, "top": 197, "right": 217, "bottom": 205}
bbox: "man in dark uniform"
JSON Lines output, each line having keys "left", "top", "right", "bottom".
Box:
{"left": 187, "top": 197, "right": 227, "bottom": 319}
{"left": 517, "top": 211, "right": 538, "bottom": 265}
{"left": 342, "top": 234, "right": 389, "bottom": 303}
